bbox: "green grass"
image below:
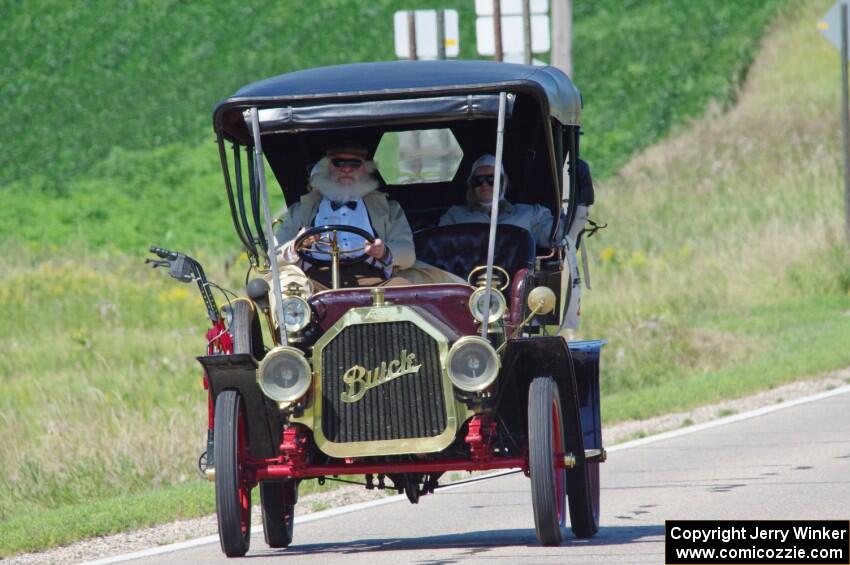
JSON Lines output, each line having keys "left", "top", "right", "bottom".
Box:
{"left": 0, "top": 143, "right": 239, "bottom": 254}
{"left": 0, "top": 482, "right": 214, "bottom": 556}
{"left": 0, "top": 1, "right": 480, "bottom": 190}
{"left": 0, "top": 0, "right": 783, "bottom": 252}
{"left": 0, "top": 248, "right": 208, "bottom": 523}
{"left": 583, "top": 0, "right": 850, "bottom": 421}
{"left": 603, "top": 296, "right": 850, "bottom": 422}
{"left": 0, "top": 245, "right": 380, "bottom": 555}
{"left": 0, "top": 476, "right": 362, "bottom": 557}
{"left": 574, "top": 0, "right": 785, "bottom": 178}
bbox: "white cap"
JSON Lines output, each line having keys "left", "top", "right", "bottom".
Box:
{"left": 468, "top": 154, "right": 507, "bottom": 181}
{"left": 466, "top": 154, "right": 509, "bottom": 206}
{"left": 469, "top": 154, "right": 497, "bottom": 175}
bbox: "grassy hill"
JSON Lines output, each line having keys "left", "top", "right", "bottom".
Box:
{"left": 1, "top": 0, "right": 782, "bottom": 253}
{"left": 583, "top": 0, "right": 850, "bottom": 418}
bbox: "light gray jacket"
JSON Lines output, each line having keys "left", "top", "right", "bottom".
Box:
{"left": 275, "top": 190, "right": 416, "bottom": 269}
{"left": 438, "top": 202, "right": 555, "bottom": 248}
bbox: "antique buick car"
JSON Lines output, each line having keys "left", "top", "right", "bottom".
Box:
{"left": 150, "top": 60, "right": 605, "bottom": 557}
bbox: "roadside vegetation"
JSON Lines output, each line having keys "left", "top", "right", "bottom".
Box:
{"left": 1, "top": 0, "right": 781, "bottom": 251}
{"left": 582, "top": 0, "right": 850, "bottom": 419}
{"left": 6, "top": 0, "right": 844, "bottom": 557}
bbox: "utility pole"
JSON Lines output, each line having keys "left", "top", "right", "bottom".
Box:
{"left": 551, "top": 0, "right": 573, "bottom": 77}
{"left": 493, "top": 0, "right": 503, "bottom": 62}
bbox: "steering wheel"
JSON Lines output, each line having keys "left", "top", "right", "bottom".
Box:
{"left": 293, "top": 224, "right": 376, "bottom": 267}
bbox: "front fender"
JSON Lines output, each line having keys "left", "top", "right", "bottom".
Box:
{"left": 496, "top": 337, "right": 605, "bottom": 461}
{"left": 198, "top": 353, "right": 283, "bottom": 459}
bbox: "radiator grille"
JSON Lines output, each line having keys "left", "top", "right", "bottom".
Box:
{"left": 320, "top": 321, "right": 447, "bottom": 443}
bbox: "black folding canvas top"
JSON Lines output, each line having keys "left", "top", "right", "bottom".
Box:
{"left": 213, "top": 60, "right": 581, "bottom": 142}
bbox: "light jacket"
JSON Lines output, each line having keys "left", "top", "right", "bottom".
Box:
{"left": 438, "top": 201, "right": 555, "bottom": 248}
{"left": 275, "top": 190, "right": 416, "bottom": 270}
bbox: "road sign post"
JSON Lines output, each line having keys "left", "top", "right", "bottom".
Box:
{"left": 394, "top": 10, "right": 459, "bottom": 60}
{"left": 475, "top": 0, "right": 549, "bottom": 64}
{"left": 843, "top": 3, "right": 850, "bottom": 243}
{"left": 407, "top": 12, "right": 417, "bottom": 60}
{"left": 436, "top": 10, "right": 446, "bottom": 60}
{"left": 494, "top": 0, "right": 503, "bottom": 61}
{"left": 522, "top": 0, "right": 532, "bottom": 64}
{"left": 819, "top": 0, "right": 850, "bottom": 242}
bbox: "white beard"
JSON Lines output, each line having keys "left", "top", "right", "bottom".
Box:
{"left": 310, "top": 157, "right": 379, "bottom": 202}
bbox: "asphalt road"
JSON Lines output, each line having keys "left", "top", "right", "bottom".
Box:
{"left": 111, "top": 387, "right": 850, "bottom": 565}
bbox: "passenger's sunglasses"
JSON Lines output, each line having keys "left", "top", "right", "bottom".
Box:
{"left": 470, "top": 175, "right": 495, "bottom": 187}
{"left": 331, "top": 157, "right": 365, "bottom": 169}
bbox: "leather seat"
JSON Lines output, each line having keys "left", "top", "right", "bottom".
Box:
{"left": 413, "top": 223, "right": 536, "bottom": 285}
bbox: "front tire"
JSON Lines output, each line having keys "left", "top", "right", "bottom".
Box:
{"left": 260, "top": 481, "right": 295, "bottom": 548}
{"left": 528, "top": 376, "right": 566, "bottom": 546}
{"left": 215, "top": 390, "right": 251, "bottom": 557}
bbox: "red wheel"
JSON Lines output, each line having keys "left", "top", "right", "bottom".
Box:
{"left": 215, "top": 390, "right": 252, "bottom": 557}
{"left": 528, "top": 376, "right": 566, "bottom": 546}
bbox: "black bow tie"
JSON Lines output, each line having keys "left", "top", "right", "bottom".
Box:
{"left": 330, "top": 200, "right": 358, "bottom": 211}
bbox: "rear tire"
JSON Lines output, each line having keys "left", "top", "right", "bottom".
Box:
{"left": 260, "top": 481, "right": 295, "bottom": 548}
{"left": 215, "top": 390, "right": 251, "bottom": 557}
{"left": 528, "top": 376, "right": 566, "bottom": 546}
{"left": 229, "top": 299, "right": 263, "bottom": 358}
{"left": 567, "top": 458, "right": 600, "bottom": 538}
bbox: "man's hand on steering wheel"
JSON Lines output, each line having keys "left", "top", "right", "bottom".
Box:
{"left": 292, "top": 224, "right": 378, "bottom": 266}
{"left": 296, "top": 230, "right": 320, "bottom": 250}
{"left": 364, "top": 238, "right": 388, "bottom": 262}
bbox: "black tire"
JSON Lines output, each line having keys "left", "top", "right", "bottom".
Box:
{"left": 215, "top": 390, "right": 251, "bottom": 557}
{"left": 229, "top": 299, "right": 263, "bottom": 358}
{"left": 528, "top": 376, "right": 566, "bottom": 546}
{"left": 567, "top": 457, "right": 600, "bottom": 538}
{"left": 260, "top": 481, "right": 296, "bottom": 548}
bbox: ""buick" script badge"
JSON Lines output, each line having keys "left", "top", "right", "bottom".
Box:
{"left": 340, "top": 350, "right": 422, "bottom": 403}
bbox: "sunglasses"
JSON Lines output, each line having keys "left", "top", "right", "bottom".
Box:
{"left": 470, "top": 175, "right": 496, "bottom": 187}
{"left": 331, "top": 157, "right": 365, "bottom": 169}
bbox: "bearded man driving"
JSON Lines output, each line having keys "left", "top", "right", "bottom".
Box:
{"left": 274, "top": 146, "right": 415, "bottom": 291}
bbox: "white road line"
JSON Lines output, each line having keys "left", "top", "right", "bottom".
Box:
{"left": 78, "top": 495, "right": 409, "bottom": 565}
{"left": 607, "top": 384, "right": 850, "bottom": 453}
{"left": 79, "top": 384, "right": 850, "bottom": 565}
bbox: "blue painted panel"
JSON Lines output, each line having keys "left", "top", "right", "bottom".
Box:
{"left": 569, "top": 339, "right": 605, "bottom": 450}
